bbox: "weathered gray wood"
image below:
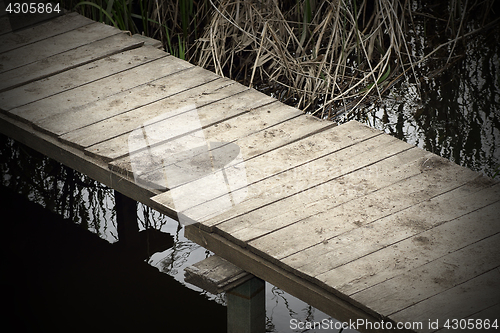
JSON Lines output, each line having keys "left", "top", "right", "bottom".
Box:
{"left": 0, "top": 12, "right": 92, "bottom": 54}
{"left": 59, "top": 78, "right": 250, "bottom": 150}
{"left": 0, "top": 22, "right": 122, "bottom": 74}
{"left": 350, "top": 233, "right": 500, "bottom": 317}
{"left": 84, "top": 86, "right": 277, "bottom": 162}
{"left": 0, "top": 16, "right": 10, "bottom": 35}
{"left": 0, "top": 46, "right": 167, "bottom": 112}
{"left": 147, "top": 115, "right": 334, "bottom": 216}
{"left": 131, "top": 34, "right": 163, "bottom": 49}
{"left": 0, "top": 112, "right": 174, "bottom": 218}
{"left": 151, "top": 120, "right": 383, "bottom": 226}
{"left": 108, "top": 102, "right": 303, "bottom": 179}
{"left": 246, "top": 153, "right": 480, "bottom": 263}
{"left": 314, "top": 201, "right": 500, "bottom": 296}
{"left": 434, "top": 304, "right": 500, "bottom": 333}
{"left": 0, "top": 32, "right": 143, "bottom": 92}
{"left": 184, "top": 131, "right": 403, "bottom": 228}
{"left": 33, "top": 62, "right": 206, "bottom": 136}
{"left": 287, "top": 180, "right": 500, "bottom": 284}
{"left": 184, "top": 225, "right": 390, "bottom": 333}
{"left": 184, "top": 255, "right": 252, "bottom": 294}
{"left": 216, "top": 147, "right": 431, "bottom": 247}
{"left": 2, "top": 11, "right": 499, "bottom": 332}
{"left": 390, "top": 268, "right": 500, "bottom": 333}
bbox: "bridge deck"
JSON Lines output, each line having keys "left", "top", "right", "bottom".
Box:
{"left": 1, "top": 8, "right": 499, "bottom": 332}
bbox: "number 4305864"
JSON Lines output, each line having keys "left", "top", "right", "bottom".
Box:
{"left": 6, "top": 2, "right": 61, "bottom": 14}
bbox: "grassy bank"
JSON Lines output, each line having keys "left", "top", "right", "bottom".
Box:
{"left": 60, "top": 0, "right": 499, "bottom": 120}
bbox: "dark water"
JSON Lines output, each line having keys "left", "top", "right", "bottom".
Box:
{"left": 0, "top": 186, "right": 227, "bottom": 333}
{"left": 350, "top": 19, "right": 500, "bottom": 178}
{"left": 0, "top": 136, "right": 348, "bottom": 333}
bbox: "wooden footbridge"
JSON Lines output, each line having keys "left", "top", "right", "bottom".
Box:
{"left": 1, "top": 7, "right": 499, "bottom": 333}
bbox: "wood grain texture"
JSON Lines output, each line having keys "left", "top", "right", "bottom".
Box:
{"left": 0, "top": 32, "right": 144, "bottom": 92}
{"left": 0, "top": 22, "right": 121, "bottom": 74}
{"left": 0, "top": 46, "right": 167, "bottom": 112}
{"left": 0, "top": 12, "right": 92, "bottom": 54}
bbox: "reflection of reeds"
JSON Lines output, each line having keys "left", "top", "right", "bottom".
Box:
{"left": 63, "top": 0, "right": 498, "bottom": 118}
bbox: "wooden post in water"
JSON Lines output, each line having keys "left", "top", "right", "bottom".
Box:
{"left": 114, "top": 190, "right": 138, "bottom": 246}
{"left": 185, "top": 255, "right": 266, "bottom": 333}
{"left": 226, "top": 276, "right": 266, "bottom": 333}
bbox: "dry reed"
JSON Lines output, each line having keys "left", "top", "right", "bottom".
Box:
{"left": 189, "top": 0, "right": 498, "bottom": 120}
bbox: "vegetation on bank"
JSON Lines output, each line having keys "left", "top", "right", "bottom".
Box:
{"left": 61, "top": 0, "right": 498, "bottom": 120}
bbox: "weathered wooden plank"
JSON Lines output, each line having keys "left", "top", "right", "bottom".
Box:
{"left": 314, "top": 201, "right": 500, "bottom": 296}
{"left": 183, "top": 225, "right": 390, "bottom": 332}
{"left": 59, "top": 78, "right": 249, "bottom": 150}
{"left": 0, "top": 46, "right": 167, "bottom": 112}
{"left": 0, "top": 15, "right": 10, "bottom": 35}
{"left": 147, "top": 114, "right": 333, "bottom": 207}
{"left": 390, "top": 268, "right": 500, "bottom": 333}
{"left": 286, "top": 179, "right": 500, "bottom": 284}
{"left": 0, "top": 112, "right": 172, "bottom": 217}
{"left": 181, "top": 129, "right": 404, "bottom": 229}
{"left": 0, "top": 21, "right": 122, "bottom": 74}
{"left": 350, "top": 233, "right": 500, "bottom": 317}
{"left": 246, "top": 154, "right": 481, "bottom": 263}
{"left": 2, "top": 3, "right": 62, "bottom": 33}
{"left": 84, "top": 86, "right": 277, "bottom": 162}
{"left": 0, "top": 32, "right": 143, "bottom": 92}
{"left": 215, "top": 147, "right": 431, "bottom": 247}
{"left": 184, "top": 255, "right": 253, "bottom": 294}
{"left": 0, "top": 12, "right": 92, "bottom": 54}
{"left": 108, "top": 102, "right": 303, "bottom": 179}
{"left": 434, "top": 304, "right": 500, "bottom": 333}
{"left": 151, "top": 120, "right": 384, "bottom": 226}
{"left": 131, "top": 34, "right": 163, "bottom": 49}
{"left": 33, "top": 63, "right": 209, "bottom": 136}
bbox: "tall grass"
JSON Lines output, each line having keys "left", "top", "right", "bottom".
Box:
{"left": 61, "top": 0, "right": 210, "bottom": 59}
{"left": 61, "top": 0, "right": 498, "bottom": 118}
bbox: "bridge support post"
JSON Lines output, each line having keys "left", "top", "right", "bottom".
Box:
{"left": 226, "top": 276, "right": 265, "bottom": 333}
{"left": 185, "top": 255, "right": 266, "bottom": 333}
{"left": 114, "top": 190, "right": 138, "bottom": 246}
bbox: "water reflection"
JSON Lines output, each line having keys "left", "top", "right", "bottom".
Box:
{"left": 0, "top": 134, "right": 350, "bottom": 332}
{"left": 351, "top": 19, "right": 500, "bottom": 178}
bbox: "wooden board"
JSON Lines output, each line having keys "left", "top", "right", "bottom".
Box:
{"left": 83, "top": 84, "right": 277, "bottom": 162}
{"left": 32, "top": 59, "right": 200, "bottom": 135}
{"left": 215, "top": 147, "right": 432, "bottom": 246}
{"left": 0, "top": 46, "right": 167, "bottom": 112}
{"left": 0, "top": 12, "right": 92, "bottom": 54}
{"left": 245, "top": 153, "right": 481, "bottom": 263}
{"left": 350, "top": 233, "right": 500, "bottom": 316}
{"left": 151, "top": 120, "right": 382, "bottom": 226}
{"left": 108, "top": 102, "right": 304, "bottom": 179}
{"left": 287, "top": 181, "right": 500, "bottom": 285}
{"left": 314, "top": 201, "right": 500, "bottom": 296}
{"left": 58, "top": 78, "right": 251, "bottom": 150}
{"left": 390, "top": 268, "right": 500, "bottom": 333}
{"left": 183, "top": 225, "right": 388, "bottom": 332}
{"left": 0, "top": 112, "right": 169, "bottom": 216}
{"left": 0, "top": 21, "right": 122, "bottom": 74}
{"left": 2, "top": 11, "right": 499, "bottom": 333}
{"left": 181, "top": 126, "right": 402, "bottom": 227}
{"left": 0, "top": 32, "right": 143, "bottom": 92}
